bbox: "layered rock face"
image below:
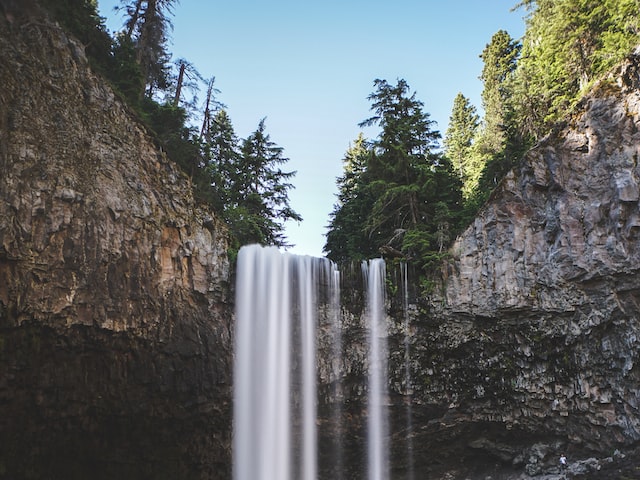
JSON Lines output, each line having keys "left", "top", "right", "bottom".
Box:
{"left": 315, "top": 55, "right": 640, "bottom": 480}
{"left": 0, "top": 16, "right": 232, "bottom": 479}
{"left": 398, "top": 54, "right": 640, "bottom": 478}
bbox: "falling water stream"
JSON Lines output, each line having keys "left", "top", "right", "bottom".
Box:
{"left": 401, "top": 262, "right": 415, "bottom": 480}
{"left": 233, "top": 245, "right": 389, "bottom": 480}
{"left": 362, "top": 259, "right": 389, "bottom": 480}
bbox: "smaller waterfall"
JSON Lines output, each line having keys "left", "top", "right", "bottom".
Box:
{"left": 328, "top": 265, "right": 344, "bottom": 480}
{"left": 363, "top": 259, "right": 389, "bottom": 480}
{"left": 401, "top": 263, "right": 415, "bottom": 480}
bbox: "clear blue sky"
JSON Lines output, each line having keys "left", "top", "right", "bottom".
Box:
{"left": 98, "top": 1, "right": 526, "bottom": 258}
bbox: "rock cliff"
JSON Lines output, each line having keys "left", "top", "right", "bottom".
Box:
{"left": 4, "top": 5, "right": 640, "bottom": 480}
{"left": 396, "top": 52, "right": 640, "bottom": 478}
{"left": 0, "top": 15, "right": 232, "bottom": 479}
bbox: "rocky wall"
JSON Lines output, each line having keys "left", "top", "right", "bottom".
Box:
{"left": 0, "top": 15, "right": 232, "bottom": 479}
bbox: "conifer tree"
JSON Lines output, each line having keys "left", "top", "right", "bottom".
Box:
{"left": 229, "top": 119, "right": 302, "bottom": 247}
{"left": 119, "top": 0, "right": 176, "bottom": 99}
{"left": 513, "top": 0, "right": 640, "bottom": 137}
{"left": 324, "top": 133, "right": 377, "bottom": 261}
{"left": 478, "top": 30, "right": 521, "bottom": 155}
{"left": 443, "top": 93, "right": 480, "bottom": 199}
{"left": 471, "top": 30, "right": 523, "bottom": 203}
{"left": 358, "top": 79, "right": 441, "bottom": 245}
{"left": 204, "top": 110, "right": 240, "bottom": 212}
{"left": 325, "top": 80, "right": 464, "bottom": 265}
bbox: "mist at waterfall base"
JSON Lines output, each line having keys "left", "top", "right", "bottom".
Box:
{"left": 234, "top": 244, "right": 402, "bottom": 480}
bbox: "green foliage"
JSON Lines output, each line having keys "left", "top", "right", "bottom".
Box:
{"left": 443, "top": 93, "right": 480, "bottom": 199}
{"left": 37, "top": 0, "right": 640, "bottom": 269}
{"left": 324, "top": 134, "right": 378, "bottom": 261}
{"left": 233, "top": 119, "right": 303, "bottom": 247}
{"left": 119, "top": 0, "right": 176, "bottom": 100}
{"left": 325, "top": 79, "right": 463, "bottom": 273}
{"left": 513, "top": 0, "right": 640, "bottom": 138}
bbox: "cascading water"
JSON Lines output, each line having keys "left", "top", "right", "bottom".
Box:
{"left": 401, "top": 262, "right": 415, "bottom": 480}
{"left": 233, "top": 245, "right": 390, "bottom": 480}
{"left": 234, "top": 245, "right": 331, "bottom": 480}
{"left": 362, "top": 259, "right": 389, "bottom": 480}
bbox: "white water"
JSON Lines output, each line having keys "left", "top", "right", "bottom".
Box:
{"left": 234, "top": 245, "right": 333, "bottom": 480}
{"left": 401, "top": 263, "right": 415, "bottom": 480}
{"left": 234, "top": 245, "right": 390, "bottom": 480}
{"left": 363, "top": 259, "right": 389, "bottom": 480}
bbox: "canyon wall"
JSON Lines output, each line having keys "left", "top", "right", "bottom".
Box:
{"left": 3, "top": 6, "right": 640, "bottom": 480}
{"left": 0, "top": 16, "right": 232, "bottom": 479}
{"left": 392, "top": 53, "right": 640, "bottom": 478}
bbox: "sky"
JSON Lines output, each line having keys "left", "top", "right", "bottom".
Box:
{"left": 97, "top": 0, "right": 527, "bottom": 258}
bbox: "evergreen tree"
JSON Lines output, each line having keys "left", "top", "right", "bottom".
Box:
{"left": 478, "top": 30, "right": 521, "bottom": 155}
{"left": 119, "top": 0, "right": 176, "bottom": 99}
{"left": 229, "top": 119, "right": 302, "bottom": 247}
{"left": 324, "top": 133, "right": 377, "bottom": 261}
{"left": 470, "top": 30, "right": 524, "bottom": 205}
{"left": 358, "top": 79, "right": 441, "bottom": 247}
{"left": 204, "top": 110, "right": 240, "bottom": 212}
{"left": 513, "top": 0, "right": 640, "bottom": 137}
{"left": 339, "top": 78, "right": 464, "bottom": 264}
{"left": 443, "top": 93, "right": 480, "bottom": 199}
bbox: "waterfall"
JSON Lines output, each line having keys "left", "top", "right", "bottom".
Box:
{"left": 363, "top": 259, "right": 389, "bottom": 480}
{"left": 234, "top": 245, "right": 335, "bottom": 480}
{"left": 233, "top": 245, "right": 390, "bottom": 480}
{"left": 401, "top": 262, "right": 415, "bottom": 480}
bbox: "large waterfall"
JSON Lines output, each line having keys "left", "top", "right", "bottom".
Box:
{"left": 233, "top": 245, "right": 389, "bottom": 480}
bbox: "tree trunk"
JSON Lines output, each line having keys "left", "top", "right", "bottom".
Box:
{"left": 173, "top": 61, "right": 185, "bottom": 107}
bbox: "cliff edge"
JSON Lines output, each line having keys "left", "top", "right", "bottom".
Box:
{"left": 0, "top": 15, "right": 232, "bottom": 480}
{"left": 401, "top": 52, "right": 640, "bottom": 478}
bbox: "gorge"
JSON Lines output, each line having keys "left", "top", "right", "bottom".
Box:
{"left": 2, "top": 9, "right": 640, "bottom": 480}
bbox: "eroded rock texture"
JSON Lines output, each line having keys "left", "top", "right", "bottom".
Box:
{"left": 0, "top": 16, "right": 232, "bottom": 480}
{"left": 314, "top": 55, "right": 640, "bottom": 480}
{"left": 403, "top": 55, "right": 640, "bottom": 478}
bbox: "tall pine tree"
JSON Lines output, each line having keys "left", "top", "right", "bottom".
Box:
{"left": 229, "top": 119, "right": 302, "bottom": 248}
{"left": 443, "top": 92, "right": 480, "bottom": 199}
{"left": 324, "top": 133, "right": 377, "bottom": 261}
{"left": 325, "top": 79, "right": 462, "bottom": 265}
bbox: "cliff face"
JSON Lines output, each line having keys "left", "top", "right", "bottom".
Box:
{"left": 0, "top": 17, "right": 232, "bottom": 479}
{"left": 315, "top": 54, "right": 640, "bottom": 480}
{"left": 396, "top": 53, "right": 640, "bottom": 478}
{"left": 4, "top": 7, "right": 640, "bottom": 480}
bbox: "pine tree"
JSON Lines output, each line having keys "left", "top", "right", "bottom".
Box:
{"left": 478, "top": 30, "right": 521, "bottom": 155}
{"left": 230, "top": 119, "right": 302, "bottom": 247}
{"left": 119, "top": 0, "right": 176, "bottom": 99}
{"left": 356, "top": 79, "right": 462, "bottom": 262}
{"left": 358, "top": 79, "right": 441, "bottom": 246}
{"left": 324, "top": 133, "right": 377, "bottom": 261}
{"left": 470, "top": 29, "right": 524, "bottom": 204}
{"left": 443, "top": 93, "right": 480, "bottom": 199}
{"left": 204, "top": 110, "right": 240, "bottom": 213}
{"left": 513, "top": 0, "right": 640, "bottom": 137}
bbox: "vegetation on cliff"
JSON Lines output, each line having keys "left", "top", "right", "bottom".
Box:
{"left": 36, "top": 0, "right": 301, "bottom": 254}
{"left": 325, "top": 0, "right": 640, "bottom": 272}
{"left": 34, "top": 0, "right": 640, "bottom": 266}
